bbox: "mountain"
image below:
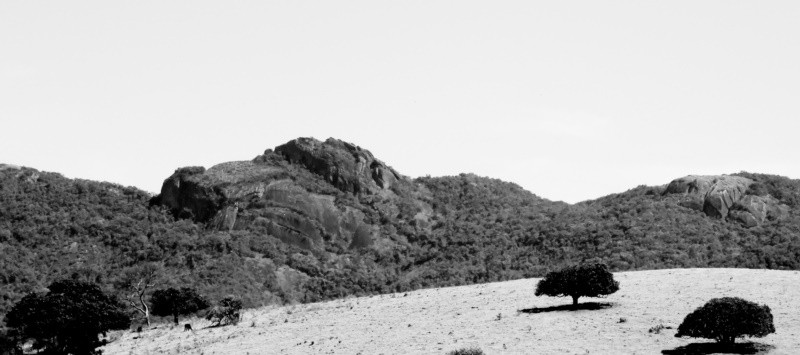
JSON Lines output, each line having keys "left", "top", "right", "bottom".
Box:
{"left": 2, "top": 138, "right": 800, "bottom": 327}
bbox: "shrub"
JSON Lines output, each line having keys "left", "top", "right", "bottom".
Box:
{"left": 150, "top": 287, "right": 209, "bottom": 325}
{"left": 205, "top": 296, "right": 243, "bottom": 326}
{"left": 535, "top": 263, "right": 619, "bottom": 305}
{"left": 649, "top": 324, "right": 671, "bottom": 334}
{"left": 675, "top": 297, "right": 775, "bottom": 344}
{"left": 4, "top": 280, "right": 130, "bottom": 355}
{"left": 447, "top": 347, "right": 484, "bottom": 355}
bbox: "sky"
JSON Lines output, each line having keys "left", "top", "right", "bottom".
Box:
{"left": 1, "top": 1, "right": 799, "bottom": 203}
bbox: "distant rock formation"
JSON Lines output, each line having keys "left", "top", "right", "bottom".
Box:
{"left": 154, "top": 137, "right": 430, "bottom": 252}
{"left": 664, "top": 175, "right": 788, "bottom": 227}
{"left": 274, "top": 137, "right": 401, "bottom": 195}
{"left": 728, "top": 195, "right": 790, "bottom": 228}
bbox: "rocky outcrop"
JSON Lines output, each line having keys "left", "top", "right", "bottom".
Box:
{"left": 664, "top": 175, "right": 788, "bottom": 227}
{"left": 664, "top": 175, "right": 718, "bottom": 195}
{"left": 154, "top": 138, "right": 429, "bottom": 252}
{"left": 157, "top": 166, "right": 224, "bottom": 222}
{"left": 728, "top": 195, "right": 790, "bottom": 227}
{"left": 701, "top": 176, "right": 751, "bottom": 218}
{"left": 275, "top": 138, "right": 401, "bottom": 195}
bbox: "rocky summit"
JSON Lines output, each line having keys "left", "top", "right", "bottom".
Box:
{"left": 154, "top": 137, "right": 435, "bottom": 253}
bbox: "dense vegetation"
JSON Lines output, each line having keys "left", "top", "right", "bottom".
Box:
{"left": 534, "top": 263, "right": 619, "bottom": 305}
{"left": 4, "top": 279, "right": 129, "bottom": 355}
{"left": 2, "top": 157, "right": 800, "bottom": 332}
{"left": 676, "top": 297, "right": 775, "bottom": 344}
{"left": 0, "top": 167, "right": 295, "bottom": 327}
{"left": 150, "top": 287, "right": 209, "bottom": 325}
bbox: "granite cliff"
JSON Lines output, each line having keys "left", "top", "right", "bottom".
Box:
{"left": 154, "top": 137, "right": 435, "bottom": 254}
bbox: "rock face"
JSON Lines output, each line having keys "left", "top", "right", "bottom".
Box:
{"left": 154, "top": 137, "right": 430, "bottom": 252}
{"left": 158, "top": 166, "right": 223, "bottom": 222}
{"left": 274, "top": 138, "right": 401, "bottom": 195}
{"left": 729, "top": 195, "right": 790, "bottom": 228}
{"left": 664, "top": 175, "right": 788, "bottom": 227}
{"left": 700, "top": 176, "right": 751, "bottom": 218}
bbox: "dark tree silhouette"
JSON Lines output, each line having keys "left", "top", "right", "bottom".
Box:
{"left": 676, "top": 297, "right": 775, "bottom": 344}
{"left": 535, "top": 263, "right": 619, "bottom": 305}
{"left": 0, "top": 328, "right": 22, "bottom": 355}
{"left": 205, "top": 296, "right": 243, "bottom": 326}
{"left": 150, "top": 287, "right": 209, "bottom": 325}
{"left": 4, "top": 279, "right": 130, "bottom": 355}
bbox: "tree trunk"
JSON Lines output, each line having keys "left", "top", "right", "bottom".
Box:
{"left": 173, "top": 314, "right": 179, "bottom": 325}
{"left": 572, "top": 295, "right": 579, "bottom": 306}
{"left": 139, "top": 293, "right": 151, "bottom": 327}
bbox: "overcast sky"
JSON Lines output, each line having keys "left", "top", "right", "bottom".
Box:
{"left": 1, "top": 1, "right": 798, "bottom": 203}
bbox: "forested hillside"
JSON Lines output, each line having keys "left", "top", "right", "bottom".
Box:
{"left": 2, "top": 138, "right": 800, "bottom": 329}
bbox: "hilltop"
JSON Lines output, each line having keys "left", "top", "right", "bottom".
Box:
{"left": 101, "top": 268, "right": 800, "bottom": 354}
{"left": 2, "top": 138, "right": 800, "bottom": 326}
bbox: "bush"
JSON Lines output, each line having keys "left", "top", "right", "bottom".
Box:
{"left": 4, "top": 280, "right": 130, "bottom": 355}
{"left": 675, "top": 297, "right": 775, "bottom": 344}
{"left": 150, "top": 287, "right": 209, "bottom": 325}
{"left": 535, "top": 263, "right": 619, "bottom": 305}
{"left": 447, "top": 347, "right": 484, "bottom": 355}
{"left": 205, "top": 296, "right": 243, "bottom": 326}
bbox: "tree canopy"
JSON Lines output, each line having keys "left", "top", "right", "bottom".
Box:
{"left": 676, "top": 297, "right": 775, "bottom": 344}
{"left": 4, "top": 279, "right": 130, "bottom": 355}
{"left": 205, "top": 296, "right": 243, "bottom": 326}
{"left": 535, "top": 263, "right": 619, "bottom": 305}
{"left": 150, "top": 287, "right": 209, "bottom": 325}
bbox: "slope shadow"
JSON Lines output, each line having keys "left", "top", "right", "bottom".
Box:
{"left": 519, "top": 302, "right": 613, "bottom": 314}
{"left": 662, "top": 342, "right": 775, "bottom": 355}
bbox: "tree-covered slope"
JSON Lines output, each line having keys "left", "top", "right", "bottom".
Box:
{"left": 2, "top": 139, "right": 800, "bottom": 329}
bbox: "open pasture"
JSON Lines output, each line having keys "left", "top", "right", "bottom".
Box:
{"left": 103, "top": 268, "right": 800, "bottom": 354}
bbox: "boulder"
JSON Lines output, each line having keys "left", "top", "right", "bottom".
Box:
{"left": 702, "top": 177, "right": 751, "bottom": 218}
{"left": 728, "top": 195, "right": 789, "bottom": 227}
{"left": 728, "top": 210, "right": 760, "bottom": 228}
{"left": 664, "top": 175, "right": 716, "bottom": 195}
{"left": 664, "top": 175, "right": 752, "bottom": 219}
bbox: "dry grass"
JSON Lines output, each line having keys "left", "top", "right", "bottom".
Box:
{"left": 102, "top": 268, "right": 800, "bottom": 354}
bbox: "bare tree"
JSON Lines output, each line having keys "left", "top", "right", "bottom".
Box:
{"left": 118, "top": 263, "right": 162, "bottom": 327}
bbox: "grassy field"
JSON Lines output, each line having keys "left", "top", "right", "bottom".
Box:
{"left": 102, "top": 268, "right": 800, "bottom": 354}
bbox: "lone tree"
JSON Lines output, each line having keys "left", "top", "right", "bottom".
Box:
{"left": 676, "top": 297, "right": 775, "bottom": 345}
{"left": 205, "top": 296, "right": 243, "bottom": 326}
{"left": 4, "top": 279, "right": 130, "bottom": 355}
{"left": 150, "top": 287, "right": 209, "bottom": 325}
{"left": 116, "top": 263, "right": 162, "bottom": 327}
{"left": 535, "top": 263, "right": 619, "bottom": 305}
